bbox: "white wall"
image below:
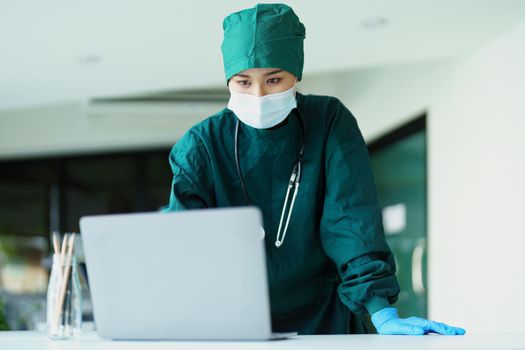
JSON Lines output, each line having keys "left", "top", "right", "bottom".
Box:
{"left": 0, "top": 101, "right": 223, "bottom": 160}
{"left": 300, "top": 21, "right": 525, "bottom": 333}
{"left": 301, "top": 58, "right": 457, "bottom": 141}
{"left": 429, "top": 20, "right": 525, "bottom": 333}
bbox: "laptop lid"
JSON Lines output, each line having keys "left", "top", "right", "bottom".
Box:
{"left": 80, "top": 207, "right": 273, "bottom": 340}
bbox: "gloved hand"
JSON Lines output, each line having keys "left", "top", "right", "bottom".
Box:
{"left": 371, "top": 307, "right": 466, "bottom": 335}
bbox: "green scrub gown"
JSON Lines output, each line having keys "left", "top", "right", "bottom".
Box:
{"left": 165, "top": 92, "right": 400, "bottom": 334}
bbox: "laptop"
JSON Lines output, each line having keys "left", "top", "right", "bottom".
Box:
{"left": 79, "top": 207, "right": 296, "bottom": 340}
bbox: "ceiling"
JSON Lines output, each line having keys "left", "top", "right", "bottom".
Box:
{"left": 1, "top": 0, "right": 524, "bottom": 111}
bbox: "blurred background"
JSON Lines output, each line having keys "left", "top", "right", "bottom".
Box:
{"left": 0, "top": 0, "right": 524, "bottom": 333}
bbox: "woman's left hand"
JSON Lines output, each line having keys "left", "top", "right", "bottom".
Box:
{"left": 371, "top": 308, "right": 466, "bottom": 335}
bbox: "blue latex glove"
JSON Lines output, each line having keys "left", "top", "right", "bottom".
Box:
{"left": 371, "top": 308, "right": 466, "bottom": 335}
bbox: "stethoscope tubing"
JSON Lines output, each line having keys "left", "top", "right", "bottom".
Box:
{"left": 234, "top": 108, "right": 305, "bottom": 248}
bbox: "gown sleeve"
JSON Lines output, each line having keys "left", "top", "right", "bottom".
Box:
{"left": 319, "top": 98, "right": 400, "bottom": 315}
{"left": 164, "top": 129, "right": 215, "bottom": 211}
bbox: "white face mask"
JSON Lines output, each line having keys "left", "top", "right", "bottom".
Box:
{"left": 227, "top": 86, "right": 297, "bottom": 129}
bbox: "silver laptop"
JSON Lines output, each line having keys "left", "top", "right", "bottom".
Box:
{"left": 80, "top": 207, "right": 295, "bottom": 340}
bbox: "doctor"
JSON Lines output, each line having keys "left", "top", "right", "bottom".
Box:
{"left": 165, "top": 3, "right": 465, "bottom": 336}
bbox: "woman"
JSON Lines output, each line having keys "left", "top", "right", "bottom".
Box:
{"left": 165, "top": 3, "right": 465, "bottom": 336}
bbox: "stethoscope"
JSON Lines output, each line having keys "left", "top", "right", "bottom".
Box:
{"left": 234, "top": 108, "right": 305, "bottom": 248}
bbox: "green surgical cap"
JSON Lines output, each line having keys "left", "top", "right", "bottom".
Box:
{"left": 221, "top": 3, "right": 306, "bottom": 83}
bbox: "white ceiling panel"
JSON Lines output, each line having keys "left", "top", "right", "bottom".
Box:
{"left": 1, "top": 0, "right": 524, "bottom": 110}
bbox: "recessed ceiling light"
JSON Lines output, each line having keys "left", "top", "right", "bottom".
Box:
{"left": 360, "top": 16, "right": 389, "bottom": 30}
{"left": 75, "top": 53, "right": 102, "bottom": 64}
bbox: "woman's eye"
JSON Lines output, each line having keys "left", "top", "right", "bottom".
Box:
{"left": 237, "top": 80, "right": 251, "bottom": 87}
{"left": 267, "top": 78, "right": 281, "bottom": 85}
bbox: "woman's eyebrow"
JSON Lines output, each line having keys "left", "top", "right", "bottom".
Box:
{"left": 264, "top": 69, "right": 284, "bottom": 76}
{"left": 234, "top": 69, "right": 284, "bottom": 78}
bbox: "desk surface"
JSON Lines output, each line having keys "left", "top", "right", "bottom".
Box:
{"left": 1, "top": 332, "right": 525, "bottom": 350}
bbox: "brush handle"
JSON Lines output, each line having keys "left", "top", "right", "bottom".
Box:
{"left": 53, "top": 234, "right": 75, "bottom": 329}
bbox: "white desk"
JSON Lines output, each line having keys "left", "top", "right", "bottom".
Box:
{"left": 1, "top": 332, "right": 525, "bottom": 350}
